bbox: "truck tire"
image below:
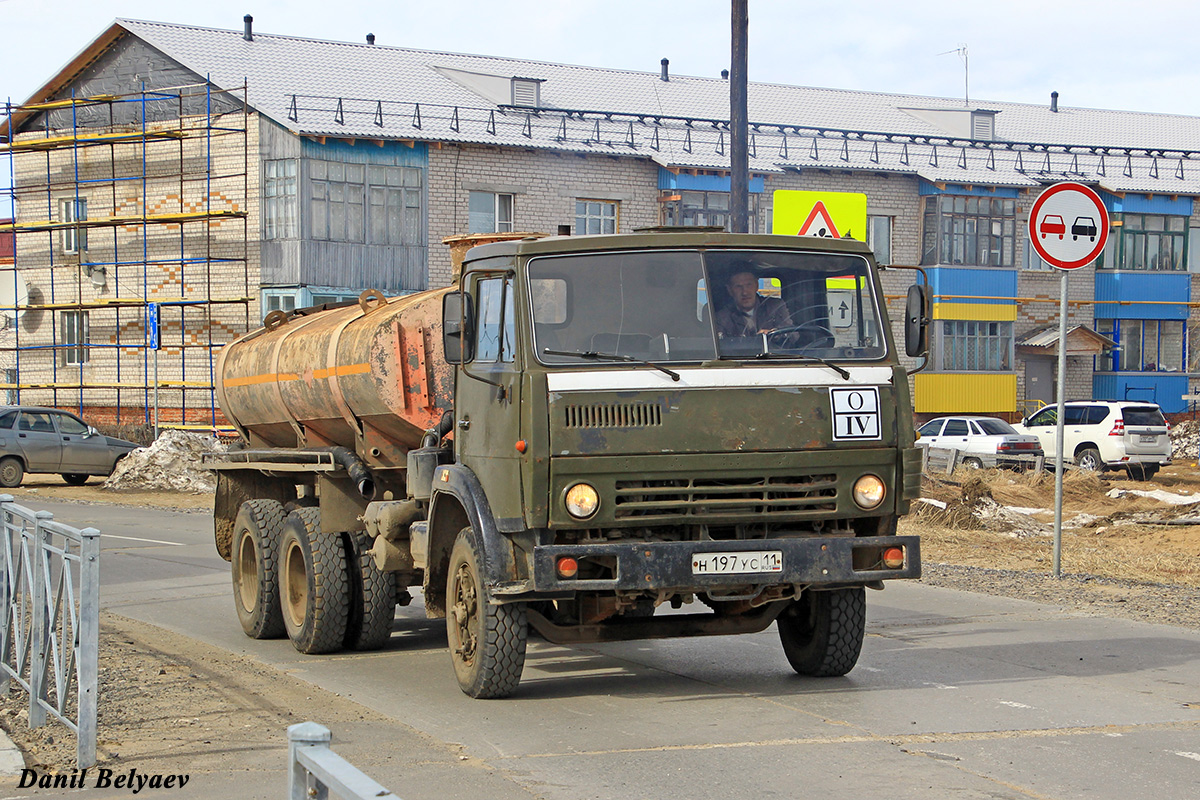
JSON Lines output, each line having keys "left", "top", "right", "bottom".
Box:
{"left": 778, "top": 587, "right": 865, "bottom": 677}
{"left": 231, "top": 499, "right": 287, "bottom": 639}
{"left": 447, "top": 527, "right": 527, "bottom": 698}
{"left": 344, "top": 532, "right": 395, "bottom": 651}
{"left": 279, "top": 507, "right": 349, "bottom": 654}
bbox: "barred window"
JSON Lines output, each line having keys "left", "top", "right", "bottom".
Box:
{"left": 660, "top": 190, "right": 759, "bottom": 232}
{"left": 921, "top": 195, "right": 1016, "bottom": 267}
{"left": 940, "top": 320, "right": 1012, "bottom": 371}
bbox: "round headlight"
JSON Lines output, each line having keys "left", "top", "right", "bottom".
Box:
{"left": 852, "top": 475, "right": 886, "bottom": 509}
{"left": 564, "top": 483, "right": 600, "bottom": 519}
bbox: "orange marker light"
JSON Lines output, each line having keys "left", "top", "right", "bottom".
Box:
{"left": 515, "top": 440, "right": 527, "bottom": 453}
{"left": 556, "top": 557, "right": 579, "bottom": 579}
{"left": 882, "top": 547, "right": 905, "bottom": 569}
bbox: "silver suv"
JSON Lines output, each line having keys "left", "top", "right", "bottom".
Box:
{"left": 1014, "top": 401, "right": 1171, "bottom": 480}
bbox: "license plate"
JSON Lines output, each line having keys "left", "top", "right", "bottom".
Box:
{"left": 1139, "top": 435, "right": 1157, "bottom": 443}
{"left": 692, "top": 551, "right": 783, "bottom": 575}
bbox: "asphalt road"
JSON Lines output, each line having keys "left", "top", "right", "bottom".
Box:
{"left": 22, "top": 498, "right": 1200, "bottom": 800}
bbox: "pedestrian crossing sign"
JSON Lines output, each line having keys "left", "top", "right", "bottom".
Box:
{"left": 773, "top": 190, "right": 868, "bottom": 241}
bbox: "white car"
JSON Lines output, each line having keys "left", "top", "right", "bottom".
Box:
{"left": 1014, "top": 401, "right": 1171, "bottom": 480}
{"left": 916, "top": 416, "right": 1043, "bottom": 469}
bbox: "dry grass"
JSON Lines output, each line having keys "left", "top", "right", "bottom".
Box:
{"left": 908, "top": 463, "right": 1200, "bottom": 588}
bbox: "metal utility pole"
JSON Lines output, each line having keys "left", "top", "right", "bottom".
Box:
{"left": 730, "top": 0, "right": 749, "bottom": 233}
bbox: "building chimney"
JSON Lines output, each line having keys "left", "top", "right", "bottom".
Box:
{"left": 1051, "top": 91, "right": 1059, "bottom": 113}
{"left": 243, "top": 15, "right": 253, "bottom": 42}
{"left": 366, "top": 33, "right": 375, "bottom": 45}
{"left": 721, "top": 69, "right": 729, "bottom": 80}
{"left": 660, "top": 58, "right": 669, "bottom": 82}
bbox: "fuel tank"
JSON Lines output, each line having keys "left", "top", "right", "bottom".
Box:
{"left": 215, "top": 289, "right": 454, "bottom": 464}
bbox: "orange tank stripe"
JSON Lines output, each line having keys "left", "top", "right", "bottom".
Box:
{"left": 224, "top": 363, "right": 369, "bottom": 387}
{"left": 224, "top": 372, "right": 299, "bottom": 387}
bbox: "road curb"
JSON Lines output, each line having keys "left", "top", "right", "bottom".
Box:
{"left": 0, "top": 728, "right": 25, "bottom": 776}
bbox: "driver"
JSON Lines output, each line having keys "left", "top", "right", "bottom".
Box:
{"left": 715, "top": 270, "right": 793, "bottom": 338}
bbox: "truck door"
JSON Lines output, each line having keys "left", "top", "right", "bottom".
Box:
{"left": 15, "top": 410, "right": 62, "bottom": 473}
{"left": 455, "top": 274, "right": 524, "bottom": 524}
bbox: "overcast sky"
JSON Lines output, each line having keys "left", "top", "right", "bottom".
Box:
{"left": 4, "top": 0, "right": 1200, "bottom": 212}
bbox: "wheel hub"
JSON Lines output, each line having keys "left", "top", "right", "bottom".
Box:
{"left": 452, "top": 563, "right": 478, "bottom": 662}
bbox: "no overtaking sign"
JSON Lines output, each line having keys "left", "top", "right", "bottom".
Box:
{"left": 1028, "top": 182, "right": 1109, "bottom": 270}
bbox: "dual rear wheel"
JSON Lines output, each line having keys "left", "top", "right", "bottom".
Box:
{"left": 230, "top": 502, "right": 395, "bottom": 654}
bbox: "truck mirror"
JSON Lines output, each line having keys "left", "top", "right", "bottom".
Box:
{"left": 442, "top": 291, "right": 474, "bottom": 364}
{"left": 904, "top": 284, "right": 928, "bottom": 358}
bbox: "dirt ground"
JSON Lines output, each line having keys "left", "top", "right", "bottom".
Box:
{"left": 3, "top": 460, "right": 1200, "bottom": 779}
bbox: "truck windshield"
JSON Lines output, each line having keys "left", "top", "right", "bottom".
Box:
{"left": 529, "top": 248, "right": 886, "bottom": 365}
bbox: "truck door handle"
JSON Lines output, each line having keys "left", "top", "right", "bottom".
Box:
{"left": 457, "top": 417, "right": 471, "bottom": 431}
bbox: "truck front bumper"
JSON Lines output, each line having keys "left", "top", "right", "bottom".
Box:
{"left": 530, "top": 535, "right": 919, "bottom": 593}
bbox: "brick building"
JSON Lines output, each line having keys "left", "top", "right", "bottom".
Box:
{"left": 3, "top": 17, "right": 1200, "bottom": 424}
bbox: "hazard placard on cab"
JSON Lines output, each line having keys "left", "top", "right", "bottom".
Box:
{"left": 773, "top": 190, "right": 868, "bottom": 241}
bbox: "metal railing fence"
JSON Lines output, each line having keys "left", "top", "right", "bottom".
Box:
{"left": 0, "top": 495, "right": 99, "bottom": 768}
{"left": 288, "top": 722, "right": 400, "bottom": 800}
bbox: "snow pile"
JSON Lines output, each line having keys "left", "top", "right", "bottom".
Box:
{"left": 103, "top": 430, "right": 229, "bottom": 493}
{"left": 1170, "top": 418, "right": 1198, "bottom": 461}
{"left": 1106, "top": 486, "right": 1200, "bottom": 506}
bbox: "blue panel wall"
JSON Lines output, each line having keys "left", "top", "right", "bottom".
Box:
{"left": 1099, "top": 191, "right": 1193, "bottom": 216}
{"left": 919, "top": 180, "right": 1019, "bottom": 198}
{"left": 1093, "top": 272, "right": 1190, "bottom": 319}
{"left": 659, "top": 168, "right": 765, "bottom": 193}
{"left": 1093, "top": 373, "right": 1188, "bottom": 413}
{"left": 301, "top": 137, "right": 428, "bottom": 167}
{"left": 928, "top": 267, "right": 1018, "bottom": 304}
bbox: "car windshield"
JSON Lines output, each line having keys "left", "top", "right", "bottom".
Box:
{"left": 975, "top": 419, "right": 1017, "bottom": 435}
{"left": 529, "top": 248, "right": 885, "bottom": 364}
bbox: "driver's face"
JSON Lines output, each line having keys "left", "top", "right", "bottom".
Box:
{"left": 728, "top": 272, "right": 758, "bottom": 312}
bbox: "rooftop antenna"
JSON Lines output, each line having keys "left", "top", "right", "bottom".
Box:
{"left": 938, "top": 44, "right": 969, "bottom": 106}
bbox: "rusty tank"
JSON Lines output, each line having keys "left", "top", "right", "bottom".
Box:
{"left": 215, "top": 288, "right": 453, "bottom": 468}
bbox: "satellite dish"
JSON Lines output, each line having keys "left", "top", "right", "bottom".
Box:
{"left": 0, "top": 271, "right": 28, "bottom": 322}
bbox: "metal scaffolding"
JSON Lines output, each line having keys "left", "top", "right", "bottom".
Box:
{"left": 1, "top": 81, "right": 250, "bottom": 430}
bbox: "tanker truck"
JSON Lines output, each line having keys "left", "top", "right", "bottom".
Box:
{"left": 209, "top": 229, "right": 928, "bottom": 698}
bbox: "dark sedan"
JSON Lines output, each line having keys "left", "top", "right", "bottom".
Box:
{"left": 0, "top": 406, "right": 140, "bottom": 487}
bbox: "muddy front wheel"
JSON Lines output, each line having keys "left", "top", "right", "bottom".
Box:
{"left": 447, "top": 527, "right": 527, "bottom": 698}
{"left": 778, "top": 587, "right": 865, "bottom": 677}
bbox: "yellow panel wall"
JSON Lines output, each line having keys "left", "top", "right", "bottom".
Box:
{"left": 914, "top": 372, "right": 1018, "bottom": 414}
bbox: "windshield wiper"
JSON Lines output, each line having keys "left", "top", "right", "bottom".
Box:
{"left": 752, "top": 352, "right": 851, "bottom": 380}
{"left": 543, "top": 348, "right": 681, "bottom": 381}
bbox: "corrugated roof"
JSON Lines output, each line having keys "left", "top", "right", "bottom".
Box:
{"left": 16, "top": 18, "right": 1200, "bottom": 194}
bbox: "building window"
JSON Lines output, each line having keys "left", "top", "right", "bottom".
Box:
{"left": 867, "top": 215, "right": 891, "bottom": 264}
{"left": 262, "top": 291, "right": 298, "bottom": 315}
{"left": 660, "top": 190, "right": 759, "bottom": 232}
{"left": 60, "top": 198, "right": 87, "bottom": 254}
{"left": 921, "top": 195, "right": 1016, "bottom": 267}
{"left": 939, "top": 320, "right": 1012, "bottom": 371}
{"left": 1190, "top": 225, "right": 1200, "bottom": 273}
{"left": 469, "top": 192, "right": 514, "bottom": 233}
{"left": 1102, "top": 213, "right": 1187, "bottom": 271}
{"left": 310, "top": 161, "right": 365, "bottom": 242}
{"left": 368, "top": 166, "right": 424, "bottom": 245}
{"left": 61, "top": 310, "right": 89, "bottom": 365}
{"left": 1095, "top": 319, "right": 1185, "bottom": 372}
{"left": 575, "top": 200, "right": 617, "bottom": 235}
{"left": 1023, "top": 238, "right": 1053, "bottom": 271}
{"left": 264, "top": 160, "right": 298, "bottom": 239}
{"left": 309, "top": 290, "right": 361, "bottom": 306}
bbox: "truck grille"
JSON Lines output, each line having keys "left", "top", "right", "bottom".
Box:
{"left": 564, "top": 403, "right": 663, "bottom": 429}
{"left": 613, "top": 475, "right": 837, "bottom": 519}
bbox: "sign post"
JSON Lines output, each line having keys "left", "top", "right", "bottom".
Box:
{"left": 1028, "top": 182, "right": 1109, "bottom": 578}
{"left": 148, "top": 303, "right": 161, "bottom": 439}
